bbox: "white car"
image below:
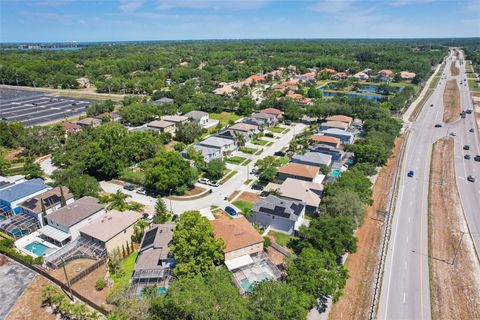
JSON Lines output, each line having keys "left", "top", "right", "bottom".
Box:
{"left": 198, "top": 178, "right": 210, "bottom": 185}
{"left": 136, "top": 187, "right": 147, "bottom": 195}
{"left": 209, "top": 181, "right": 220, "bottom": 187}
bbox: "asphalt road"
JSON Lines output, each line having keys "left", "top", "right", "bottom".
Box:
{"left": 378, "top": 50, "right": 480, "bottom": 320}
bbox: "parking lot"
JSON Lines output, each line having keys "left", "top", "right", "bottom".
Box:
{"left": 0, "top": 88, "right": 92, "bottom": 126}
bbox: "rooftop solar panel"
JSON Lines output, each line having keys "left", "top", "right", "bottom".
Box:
{"left": 141, "top": 227, "right": 158, "bottom": 250}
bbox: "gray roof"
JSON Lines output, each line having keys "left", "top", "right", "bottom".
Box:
{"left": 46, "top": 197, "right": 104, "bottom": 227}
{"left": 253, "top": 195, "right": 305, "bottom": 221}
{"left": 309, "top": 143, "right": 343, "bottom": 153}
{"left": 292, "top": 152, "right": 332, "bottom": 166}
{"left": 0, "top": 178, "right": 50, "bottom": 203}
{"left": 321, "top": 128, "right": 353, "bottom": 137}
{"left": 194, "top": 144, "right": 221, "bottom": 156}
{"left": 198, "top": 136, "right": 235, "bottom": 148}
{"left": 149, "top": 97, "right": 174, "bottom": 105}
{"left": 135, "top": 222, "right": 175, "bottom": 272}
{"left": 251, "top": 112, "right": 274, "bottom": 120}
{"left": 184, "top": 110, "right": 208, "bottom": 120}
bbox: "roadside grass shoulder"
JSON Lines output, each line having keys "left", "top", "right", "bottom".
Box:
{"left": 219, "top": 170, "right": 237, "bottom": 184}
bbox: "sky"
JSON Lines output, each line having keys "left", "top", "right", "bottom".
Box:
{"left": 0, "top": 0, "right": 479, "bottom": 43}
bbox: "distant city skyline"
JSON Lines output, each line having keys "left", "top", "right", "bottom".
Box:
{"left": 1, "top": 0, "right": 479, "bottom": 43}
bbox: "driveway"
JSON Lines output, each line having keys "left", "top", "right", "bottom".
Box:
{"left": 100, "top": 123, "right": 306, "bottom": 216}
{"left": 0, "top": 256, "right": 36, "bottom": 319}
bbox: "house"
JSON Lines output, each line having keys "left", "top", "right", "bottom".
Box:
{"left": 96, "top": 111, "right": 121, "bottom": 122}
{"left": 265, "top": 178, "right": 323, "bottom": 213}
{"left": 251, "top": 195, "right": 306, "bottom": 235}
{"left": 160, "top": 115, "right": 189, "bottom": 128}
{"left": 260, "top": 108, "right": 284, "bottom": 121}
{"left": 320, "top": 120, "right": 349, "bottom": 131}
{"left": 309, "top": 143, "right": 345, "bottom": 162}
{"left": 149, "top": 97, "right": 174, "bottom": 106}
{"left": 76, "top": 117, "right": 102, "bottom": 127}
{"left": 184, "top": 110, "right": 209, "bottom": 126}
{"left": 277, "top": 162, "right": 321, "bottom": 182}
{"left": 131, "top": 223, "right": 176, "bottom": 296}
{"left": 333, "top": 72, "right": 348, "bottom": 80}
{"left": 353, "top": 72, "right": 369, "bottom": 81}
{"left": 0, "top": 178, "right": 51, "bottom": 214}
{"left": 62, "top": 122, "right": 81, "bottom": 135}
{"left": 18, "top": 186, "right": 74, "bottom": 227}
{"left": 193, "top": 144, "right": 223, "bottom": 162}
{"left": 146, "top": 120, "right": 176, "bottom": 134}
{"left": 244, "top": 74, "right": 266, "bottom": 85}
{"left": 400, "top": 71, "right": 416, "bottom": 81}
{"left": 211, "top": 216, "right": 263, "bottom": 263}
{"left": 296, "top": 72, "right": 316, "bottom": 82}
{"left": 228, "top": 123, "right": 259, "bottom": 139}
{"left": 291, "top": 152, "right": 332, "bottom": 168}
{"left": 301, "top": 115, "right": 318, "bottom": 124}
{"left": 251, "top": 112, "right": 277, "bottom": 126}
{"left": 378, "top": 69, "right": 394, "bottom": 77}
{"left": 309, "top": 135, "right": 341, "bottom": 148}
{"left": 0, "top": 175, "right": 25, "bottom": 191}
{"left": 320, "top": 68, "right": 336, "bottom": 74}
{"left": 39, "top": 196, "right": 105, "bottom": 245}
{"left": 79, "top": 210, "right": 141, "bottom": 254}
{"left": 321, "top": 128, "right": 354, "bottom": 144}
{"left": 197, "top": 135, "right": 237, "bottom": 155}
{"left": 325, "top": 115, "right": 353, "bottom": 126}
{"left": 242, "top": 117, "right": 266, "bottom": 128}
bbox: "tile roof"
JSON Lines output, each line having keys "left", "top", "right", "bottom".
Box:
{"left": 211, "top": 216, "right": 263, "bottom": 253}
{"left": 79, "top": 210, "right": 140, "bottom": 242}
{"left": 18, "top": 186, "right": 73, "bottom": 214}
{"left": 378, "top": 69, "right": 394, "bottom": 76}
{"left": 278, "top": 162, "right": 319, "bottom": 179}
{"left": 253, "top": 195, "right": 305, "bottom": 221}
{"left": 310, "top": 135, "right": 341, "bottom": 145}
{"left": 265, "top": 178, "right": 323, "bottom": 208}
{"left": 0, "top": 178, "right": 50, "bottom": 203}
{"left": 325, "top": 115, "right": 353, "bottom": 124}
{"left": 321, "top": 120, "right": 349, "bottom": 130}
{"left": 251, "top": 112, "right": 274, "bottom": 120}
{"left": 229, "top": 122, "right": 258, "bottom": 131}
{"left": 63, "top": 122, "right": 80, "bottom": 133}
{"left": 46, "top": 197, "right": 104, "bottom": 227}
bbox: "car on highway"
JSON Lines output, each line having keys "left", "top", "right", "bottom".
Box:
{"left": 467, "top": 175, "right": 476, "bottom": 183}
{"left": 407, "top": 170, "right": 414, "bottom": 177}
{"left": 198, "top": 178, "right": 210, "bottom": 185}
{"left": 430, "top": 103, "right": 434, "bottom": 107}
{"left": 123, "top": 183, "right": 135, "bottom": 191}
{"left": 474, "top": 155, "right": 480, "bottom": 162}
{"left": 225, "top": 206, "right": 238, "bottom": 217}
{"left": 450, "top": 132, "right": 456, "bottom": 136}
{"left": 464, "top": 154, "right": 471, "bottom": 160}
{"left": 434, "top": 124, "right": 442, "bottom": 128}
{"left": 466, "top": 109, "right": 473, "bottom": 114}
{"left": 470, "top": 128, "right": 475, "bottom": 133}
{"left": 463, "top": 145, "right": 470, "bottom": 150}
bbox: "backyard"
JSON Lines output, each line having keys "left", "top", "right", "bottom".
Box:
{"left": 233, "top": 200, "right": 253, "bottom": 216}
{"left": 268, "top": 230, "right": 294, "bottom": 247}
{"left": 110, "top": 252, "right": 138, "bottom": 289}
{"left": 209, "top": 112, "right": 241, "bottom": 126}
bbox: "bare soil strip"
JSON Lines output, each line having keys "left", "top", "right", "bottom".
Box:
{"left": 450, "top": 61, "right": 460, "bottom": 76}
{"left": 443, "top": 80, "right": 460, "bottom": 123}
{"left": 329, "top": 136, "right": 404, "bottom": 320}
{"left": 428, "top": 138, "right": 480, "bottom": 320}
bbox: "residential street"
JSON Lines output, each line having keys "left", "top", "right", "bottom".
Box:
{"left": 378, "top": 50, "right": 480, "bottom": 319}
{"left": 101, "top": 123, "right": 306, "bottom": 216}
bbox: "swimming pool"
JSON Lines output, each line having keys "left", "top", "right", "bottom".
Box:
{"left": 12, "top": 228, "right": 30, "bottom": 237}
{"left": 330, "top": 170, "right": 341, "bottom": 177}
{"left": 24, "top": 241, "right": 50, "bottom": 256}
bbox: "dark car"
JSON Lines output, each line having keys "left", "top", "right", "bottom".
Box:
{"left": 467, "top": 175, "right": 476, "bottom": 183}
{"left": 465, "top": 154, "right": 471, "bottom": 160}
{"left": 274, "top": 151, "right": 285, "bottom": 156}
{"left": 407, "top": 170, "right": 414, "bottom": 177}
{"left": 225, "top": 206, "right": 238, "bottom": 217}
{"left": 463, "top": 145, "right": 470, "bottom": 150}
{"left": 434, "top": 124, "right": 442, "bottom": 128}
{"left": 474, "top": 155, "right": 480, "bottom": 162}
{"left": 123, "top": 183, "right": 135, "bottom": 191}
{"left": 251, "top": 184, "right": 263, "bottom": 191}
{"left": 470, "top": 128, "right": 475, "bottom": 133}
{"left": 430, "top": 103, "right": 434, "bottom": 107}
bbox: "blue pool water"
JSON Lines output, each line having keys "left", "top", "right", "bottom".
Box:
{"left": 157, "top": 287, "right": 167, "bottom": 295}
{"left": 12, "top": 228, "right": 30, "bottom": 237}
{"left": 345, "top": 160, "right": 354, "bottom": 166}
{"left": 330, "top": 170, "right": 341, "bottom": 177}
{"left": 24, "top": 241, "right": 49, "bottom": 256}
{"left": 240, "top": 279, "right": 253, "bottom": 293}
{"left": 0, "top": 215, "right": 5, "bottom": 221}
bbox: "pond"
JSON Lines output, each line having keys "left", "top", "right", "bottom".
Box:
{"left": 319, "top": 89, "right": 387, "bottom": 102}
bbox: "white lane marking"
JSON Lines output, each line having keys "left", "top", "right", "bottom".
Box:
{"left": 406, "top": 236, "right": 409, "bottom": 244}
{"left": 405, "top": 261, "right": 408, "bottom": 270}
{"left": 403, "top": 291, "right": 406, "bottom": 303}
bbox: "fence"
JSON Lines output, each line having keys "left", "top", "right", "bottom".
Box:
{"left": 69, "top": 258, "right": 106, "bottom": 285}
{"left": 1, "top": 251, "right": 108, "bottom": 316}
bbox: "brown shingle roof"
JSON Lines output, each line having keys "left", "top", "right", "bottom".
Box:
{"left": 310, "top": 135, "right": 341, "bottom": 145}
{"left": 325, "top": 115, "right": 353, "bottom": 124}
{"left": 321, "top": 120, "right": 349, "bottom": 130}
{"left": 278, "top": 162, "right": 319, "bottom": 179}
{"left": 211, "top": 216, "right": 263, "bottom": 253}
{"left": 47, "top": 197, "right": 104, "bottom": 227}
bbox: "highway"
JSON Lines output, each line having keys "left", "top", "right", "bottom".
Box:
{"left": 377, "top": 49, "right": 480, "bottom": 320}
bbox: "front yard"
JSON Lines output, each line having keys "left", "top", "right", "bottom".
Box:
{"left": 233, "top": 200, "right": 253, "bottom": 216}
{"left": 226, "top": 156, "right": 247, "bottom": 165}
{"left": 268, "top": 127, "right": 286, "bottom": 134}
{"left": 251, "top": 139, "right": 270, "bottom": 146}
{"left": 239, "top": 146, "right": 257, "bottom": 154}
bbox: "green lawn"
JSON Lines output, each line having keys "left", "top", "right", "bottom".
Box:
{"left": 233, "top": 200, "right": 253, "bottom": 216}
{"left": 226, "top": 156, "right": 247, "bottom": 165}
{"left": 210, "top": 112, "right": 241, "bottom": 126}
{"left": 468, "top": 78, "right": 480, "bottom": 92}
{"left": 254, "top": 149, "right": 263, "bottom": 155}
{"left": 269, "top": 230, "right": 294, "bottom": 247}
{"left": 239, "top": 146, "right": 257, "bottom": 154}
{"left": 111, "top": 252, "right": 138, "bottom": 288}
{"left": 273, "top": 156, "right": 289, "bottom": 167}
{"left": 241, "top": 159, "right": 252, "bottom": 166}
{"left": 219, "top": 170, "right": 237, "bottom": 184}
{"left": 268, "top": 127, "right": 285, "bottom": 134}
{"left": 251, "top": 139, "right": 269, "bottom": 146}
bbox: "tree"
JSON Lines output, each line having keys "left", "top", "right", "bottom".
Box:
{"left": 237, "top": 96, "right": 256, "bottom": 116}
{"left": 154, "top": 197, "right": 170, "bottom": 223}
{"left": 150, "top": 268, "right": 250, "bottom": 320}
{"left": 132, "top": 219, "right": 150, "bottom": 243}
{"left": 290, "top": 216, "right": 357, "bottom": 258}
{"left": 0, "top": 148, "right": 8, "bottom": 175}
{"left": 175, "top": 122, "right": 203, "bottom": 144}
{"left": 170, "top": 211, "right": 224, "bottom": 277}
{"left": 23, "top": 157, "right": 44, "bottom": 179}
{"left": 320, "top": 190, "right": 366, "bottom": 227}
{"left": 326, "top": 169, "right": 373, "bottom": 205}
{"left": 248, "top": 280, "right": 313, "bottom": 320}
{"left": 287, "top": 248, "right": 348, "bottom": 302}
{"left": 66, "top": 174, "right": 100, "bottom": 198}
{"left": 185, "top": 144, "right": 205, "bottom": 170}
{"left": 205, "top": 158, "right": 225, "bottom": 180}
{"left": 105, "top": 190, "right": 131, "bottom": 211}
{"left": 259, "top": 166, "right": 277, "bottom": 182}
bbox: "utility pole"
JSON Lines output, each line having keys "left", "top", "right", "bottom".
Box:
{"left": 169, "top": 189, "right": 173, "bottom": 213}
{"left": 61, "top": 257, "right": 74, "bottom": 301}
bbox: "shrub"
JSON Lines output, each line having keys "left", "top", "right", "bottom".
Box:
{"left": 263, "top": 236, "right": 271, "bottom": 248}
{"left": 95, "top": 278, "right": 107, "bottom": 291}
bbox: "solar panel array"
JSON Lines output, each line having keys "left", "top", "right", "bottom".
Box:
{"left": 140, "top": 227, "right": 158, "bottom": 251}
{"left": 0, "top": 88, "right": 92, "bottom": 127}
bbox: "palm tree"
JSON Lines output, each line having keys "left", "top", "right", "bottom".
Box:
{"left": 108, "top": 190, "right": 131, "bottom": 211}
{"left": 40, "top": 285, "right": 58, "bottom": 307}
{"left": 71, "top": 302, "right": 88, "bottom": 320}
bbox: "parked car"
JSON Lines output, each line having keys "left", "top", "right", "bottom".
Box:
{"left": 198, "top": 178, "right": 210, "bottom": 185}
{"left": 407, "top": 170, "right": 414, "bottom": 177}
{"left": 463, "top": 145, "right": 470, "bottom": 150}
{"left": 225, "top": 206, "right": 238, "bottom": 217}
{"left": 136, "top": 187, "right": 147, "bottom": 195}
{"left": 123, "top": 183, "right": 135, "bottom": 191}
{"left": 209, "top": 181, "right": 220, "bottom": 187}
{"left": 450, "top": 132, "right": 456, "bottom": 136}
{"left": 464, "top": 154, "right": 471, "bottom": 160}
{"left": 467, "top": 175, "right": 476, "bottom": 182}
{"left": 251, "top": 184, "right": 263, "bottom": 191}
{"left": 274, "top": 151, "right": 285, "bottom": 156}
{"left": 434, "top": 124, "right": 442, "bottom": 128}
{"left": 470, "top": 128, "right": 475, "bottom": 133}
{"left": 466, "top": 109, "right": 473, "bottom": 114}
{"left": 474, "top": 155, "right": 480, "bottom": 162}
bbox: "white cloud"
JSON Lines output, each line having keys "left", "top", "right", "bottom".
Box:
{"left": 119, "top": 0, "right": 146, "bottom": 12}
{"left": 156, "top": 0, "right": 270, "bottom": 11}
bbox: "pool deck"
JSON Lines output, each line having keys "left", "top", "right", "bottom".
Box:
{"left": 14, "top": 231, "right": 59, "bottom": 258}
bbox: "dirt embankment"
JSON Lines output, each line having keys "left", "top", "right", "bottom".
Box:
{"left": 450, "top": 61, "right": 460, "bottom": 76}
{"left": 329, "top": 136, "right": 404, "bottom": 320}
{"left": 428, "top": 138, "right": 480, "bottom": 320}
{"left": 443, "top": 80, "right": 460, "bottom": 123}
